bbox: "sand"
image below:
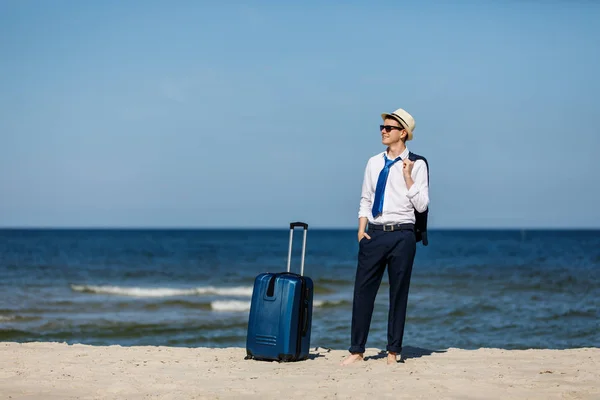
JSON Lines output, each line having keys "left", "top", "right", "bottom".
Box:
{"left": 0, "top": 342, "right": 598, "bottom": 399}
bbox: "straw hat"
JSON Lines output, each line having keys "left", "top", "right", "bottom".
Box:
{"left": 381, "top": 108, "right": 415, "bottom": 141}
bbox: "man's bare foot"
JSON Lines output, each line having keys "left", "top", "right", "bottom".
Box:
{"left": 387, "top": 352, "right": 398, "bottom": 365}
{"left": 340, "top": 353, "right": 364, "bottom": 366}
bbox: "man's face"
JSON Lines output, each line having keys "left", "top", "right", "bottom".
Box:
{"left": 380, "top": 117, "right": 405, "bottom": 145}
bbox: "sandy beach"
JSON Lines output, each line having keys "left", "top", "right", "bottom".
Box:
{"left": 0, "top": 342, "right": 598, "bottom": 399}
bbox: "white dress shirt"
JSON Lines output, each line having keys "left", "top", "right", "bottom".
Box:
{"left": 358, "top": 147, "right": 429, "bottom": 225}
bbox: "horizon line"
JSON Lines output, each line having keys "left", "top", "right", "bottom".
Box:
{"left": 0, "top": 226, "right": 599, "bottom": 231}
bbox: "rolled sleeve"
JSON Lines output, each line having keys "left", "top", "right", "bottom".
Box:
{"left": 406, "top": 184, "right": 420, "bottom": 199}
{"left": 406, "top": 160, "right": 429, "bottom": 213}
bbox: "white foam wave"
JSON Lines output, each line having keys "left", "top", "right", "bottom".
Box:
{"left": 314, "top": 299, "right": 346, "bottom": 307}
{"left": 70, "top": 284, "right": 254, "bottom": 298}
{"left": 0, "top": 316, "right": 15, "bottom": 322}
{"left": 211, "top": 300, "right": 251, "bottom": 312}
{"left": 196, "top": 286, "right": 253, "bottom": 297}
{"left": 209, "top": 299, "right": 344, "bottom": 312}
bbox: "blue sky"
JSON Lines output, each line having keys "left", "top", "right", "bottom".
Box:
{"left": 1, "top": 0, "right": 599, "bottom": 229}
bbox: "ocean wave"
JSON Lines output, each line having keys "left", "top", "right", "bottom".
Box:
{"left": 317, "top": 278, "right": 353, "bottom": 286}
{"left": 209, "top": 299, "right": 349, "bottom": 312}
{"left": 315, "top": 299, "right": 349, "bottom": 308}
{"left": 70, "top": 284, "right": 253, "bottom": 298}
{"left": 68, "top": 284, "right": 351, "bottom": 311}
{"left": 0, "top": 315, "right": 42, "bottom": 323}
{"left": 143, "top": 300, "right": 212, "bottom": 311}
{"left": 211, "top": 300, "right": 251, "bottom": 312}
{"left": 0, "top": 319, "right": 251, "bottom": 342}
{"left": 538, "top": 308, "right": 598, "bottom": 321}
{"left": 69, "top": 284, "right": 343, "bottom": 299}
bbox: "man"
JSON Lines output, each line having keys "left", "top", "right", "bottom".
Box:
{"left": 341, "top": 108, "right": 429, "bottom": 366}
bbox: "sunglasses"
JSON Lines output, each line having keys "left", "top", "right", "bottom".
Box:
{"left": 380, "top": 125, "right": 404, "bottom": 133}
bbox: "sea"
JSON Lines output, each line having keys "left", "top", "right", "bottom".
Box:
{"left": 1, "top": 228, "right": 598, "bottom": 352}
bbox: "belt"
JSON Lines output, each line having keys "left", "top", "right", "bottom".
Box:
{"left": 369, "top": 223, "right": 414, "bottom": 232}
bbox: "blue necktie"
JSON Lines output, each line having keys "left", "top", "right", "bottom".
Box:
{"left": 372, "top": 154, "right": 402, "bottom": 218}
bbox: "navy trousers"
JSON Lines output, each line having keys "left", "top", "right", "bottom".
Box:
{"left": 349, "top": 227, "right": 417, "bottom": 354}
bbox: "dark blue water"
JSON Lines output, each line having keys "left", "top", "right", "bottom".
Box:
{"left": 1, "top": 229, "right": 598, "bottom": 350}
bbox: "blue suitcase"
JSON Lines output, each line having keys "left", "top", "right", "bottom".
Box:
{"left": 245, "top": 222, "right": 314, "bottom": 362}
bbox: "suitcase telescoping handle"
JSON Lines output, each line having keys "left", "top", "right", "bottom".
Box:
{"left": 287, "top": 222, "right": 308, "bottom": 276}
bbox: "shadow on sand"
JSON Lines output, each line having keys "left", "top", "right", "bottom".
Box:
{"left": 308, "top": 346, "right": 446, "bottom": 363}
{"left": 364, "top": 346, "right": 447, "bottom": 363}
{"left": 308, "top": 352, "right": 327, "bottom": 360}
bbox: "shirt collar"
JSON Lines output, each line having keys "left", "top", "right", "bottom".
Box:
{"left": 383, "top": 147, "right": 409, "bottom": 160}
